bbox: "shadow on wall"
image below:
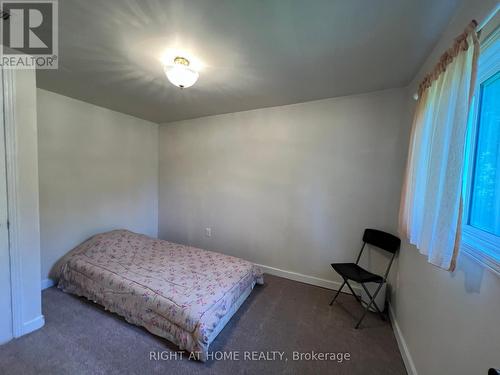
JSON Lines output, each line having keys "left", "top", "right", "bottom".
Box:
{"left": 452, "top": 253, "right": 487, "bottom": 293}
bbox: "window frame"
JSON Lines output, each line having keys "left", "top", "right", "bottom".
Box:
{"left": 462, "top": 26, "right": 500, "bottom": 275}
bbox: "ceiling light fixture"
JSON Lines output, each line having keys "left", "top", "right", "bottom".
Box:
{"left": 164, "top": 56, "right": 199, "bottom": 89}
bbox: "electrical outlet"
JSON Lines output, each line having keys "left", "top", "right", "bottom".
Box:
{"left": 205, "top": 227, "right": 212, "bottom": 237}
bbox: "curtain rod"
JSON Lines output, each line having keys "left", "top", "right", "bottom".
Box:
{"left": 412, "top": 6, "right": 499, "bottom": 100}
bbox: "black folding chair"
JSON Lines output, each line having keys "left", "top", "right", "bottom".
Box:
{"left": 329, "top": 229, "right": 400, "bottom": 329}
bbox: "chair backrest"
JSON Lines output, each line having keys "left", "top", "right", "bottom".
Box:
{"left": 355, "top": 229, "right": 401, "bottom": 281}
{"left": 362, "top": 229, "right": 401, "bottom": 254}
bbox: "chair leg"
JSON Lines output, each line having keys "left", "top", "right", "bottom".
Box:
{"left": 360, "top": 283, "right": 385, "bottom": 321}
{"left": 345, "top": 280, "right": 362, "bottom": 303}
{"left": 355, "top": 282, "right": 384, "bottom": 329}
{"left": 329, "top": 280, "right": 346, "bottom": 305}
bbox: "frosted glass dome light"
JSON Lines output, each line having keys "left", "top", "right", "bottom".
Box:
{"left": 164, "top": 56, "right": 199, "bottom": 89}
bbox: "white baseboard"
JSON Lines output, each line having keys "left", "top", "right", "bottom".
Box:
{"left": 41, "top": 278, "right": 55, "bottom": 290}
{"left": 255, "top": 263, "right": 361, "bottom": 294}
{"left": 20, "top": 315, "right": 45, "bottom": 336}
{"left": 388, "top": 303, "right": 418, "bottom": 375}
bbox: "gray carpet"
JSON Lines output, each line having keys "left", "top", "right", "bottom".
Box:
{"left": 0, "top": 275, "right": 406, "bottom": 375}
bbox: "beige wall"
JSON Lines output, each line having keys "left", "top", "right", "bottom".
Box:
{"left": 393, "top": 240, "right": 500, "bottom": 375}
{"left": 391, "top": 1, "right": 500, "bottom": 374}
{"left": 159, "top": 89, "right": 409, "bottom": 287}
{"left": 37, "top": 89, "right": 159, "bottom": 282}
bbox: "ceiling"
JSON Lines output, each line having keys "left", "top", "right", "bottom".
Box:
{"left": 36, "top": 0, "right": 460, "bottom": 123}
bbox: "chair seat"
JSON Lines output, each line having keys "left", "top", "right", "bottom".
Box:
{"left": 331, "top": 263, "right": 384, "bottom": 283}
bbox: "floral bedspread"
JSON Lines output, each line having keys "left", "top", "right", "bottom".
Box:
{"left": 58, "top": 230, "right": 263, "bottom": 360}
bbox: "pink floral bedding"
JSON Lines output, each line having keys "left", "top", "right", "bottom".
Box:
{"left": 57, "top": 230, "right": 263, "bottom": 360}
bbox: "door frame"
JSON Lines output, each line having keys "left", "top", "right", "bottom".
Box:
{"left": 3, "top": 67, "right": 23, "bottom": 338}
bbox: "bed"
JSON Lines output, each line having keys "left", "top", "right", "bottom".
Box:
{"left": 57, "top": 230, "right": 263, "bottom": 361}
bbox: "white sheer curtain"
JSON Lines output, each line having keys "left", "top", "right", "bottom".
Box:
{"left": 399, "top": 22, "right": 479, "bottom": 271}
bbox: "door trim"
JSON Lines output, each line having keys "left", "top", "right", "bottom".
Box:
{"left": 3, "top": 68, "right": 23, "bottom": 337}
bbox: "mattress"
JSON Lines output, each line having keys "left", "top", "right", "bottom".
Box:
{"left": 57, "top": 230, "right": 264, "bottom": 361}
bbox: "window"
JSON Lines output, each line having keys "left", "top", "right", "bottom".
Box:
{"left": 469, "top": 71, "right": 500, "bottom": 235}
{"left": 462, "top": 26, "right": 500, "bottom": 273}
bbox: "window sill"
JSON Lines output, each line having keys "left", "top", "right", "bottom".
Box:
{"left": 461, "top": 226, "right": 500, "bottom": 277}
